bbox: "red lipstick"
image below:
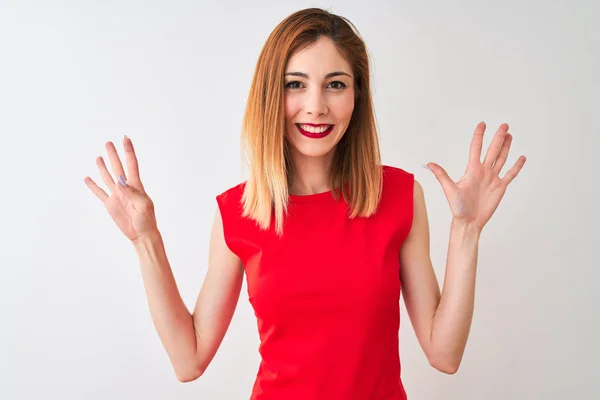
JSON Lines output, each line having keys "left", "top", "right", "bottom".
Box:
{"left": 296, "top": 123, "right": 334, "bottom": 139}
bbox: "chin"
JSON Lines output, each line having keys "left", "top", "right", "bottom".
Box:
{"left": 286, "top": 130, "right": 346, "bottom": 160}
{"left": 295, "top": 147, "right": 335, "bottom": 158}
{"left": 287, "top": 136, "right": 339, "bottom": 159}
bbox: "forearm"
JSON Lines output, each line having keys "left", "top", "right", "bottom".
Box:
{"left": 133, "top": 231, "right": 200, "bottom": 380}
{"left": 430, "top": 219, "right": 481, "bottom": 372}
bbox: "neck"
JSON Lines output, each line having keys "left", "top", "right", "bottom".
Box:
{"left": 289, "top": 151, "right": 334, "bottom": 196}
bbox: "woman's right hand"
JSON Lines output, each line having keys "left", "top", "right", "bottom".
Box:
{"left": 84, "top": 136, "right": 158, "bottom": 243}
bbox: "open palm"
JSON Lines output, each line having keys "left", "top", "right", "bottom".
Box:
{"left": 84, "top": 136, "right": 158, "bottom": 242}
{"left": 426, "top": 122, "right": 527, "bottom": 231}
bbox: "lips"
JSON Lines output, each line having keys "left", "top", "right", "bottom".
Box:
{"left": 295, "top": 123, "right": 334, "bottom": 139}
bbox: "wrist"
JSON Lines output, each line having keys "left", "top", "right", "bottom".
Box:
{"left": 451, "top": 218, "right": 482, "bottom": 238}
{"left": 132, "top": 230, "right": 163, "bottom": 249}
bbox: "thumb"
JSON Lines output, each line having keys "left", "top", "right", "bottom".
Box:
{"left": 117, "top": 175, "right": 140, "bottom": 198}
{"left": 424, "top": 163, "right": 454, "bottom": 191}
{"left": 117, "top": 175, "right": 151, "bottom": 210}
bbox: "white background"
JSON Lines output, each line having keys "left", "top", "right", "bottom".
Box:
{"left": 1, "top": 0, "right": 598, "bottom": 399}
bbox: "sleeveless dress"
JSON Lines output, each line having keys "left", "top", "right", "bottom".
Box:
{"left": 216, "top": 165, "right": 414, "bottom": 400}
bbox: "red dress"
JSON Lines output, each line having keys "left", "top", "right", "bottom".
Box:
{"left": 216, "top": 165, "right": 414, "bottom": 400}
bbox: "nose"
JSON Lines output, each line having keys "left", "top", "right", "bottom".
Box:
{"left": 305, "top": 88, "right": 327, "bottom": 116}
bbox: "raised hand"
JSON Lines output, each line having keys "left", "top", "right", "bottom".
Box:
{"left": 84, "top": 136, "right": 158, "bottom": 243}
{"left": 425, "top": 122, "right": 527, "bottom": 231}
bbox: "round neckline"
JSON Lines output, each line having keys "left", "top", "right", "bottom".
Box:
{"left": 288, "top": 188, "right": 337, "bottom": 203}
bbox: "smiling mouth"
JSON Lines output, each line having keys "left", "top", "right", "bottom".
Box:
{"left": 295, "top": 124, "right": 335, "bottom": 138}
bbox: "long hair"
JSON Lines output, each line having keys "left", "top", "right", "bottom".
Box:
{"left": 241, "top": 8, "right": 382, "bottom": 236}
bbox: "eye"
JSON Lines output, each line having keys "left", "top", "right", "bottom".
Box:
{"left": 284, "top": 81, "right": 303, "bottom": 89}
{"left": 328, "top": 81, "right": 347, "bottom": 89}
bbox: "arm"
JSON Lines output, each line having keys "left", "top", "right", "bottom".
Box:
{"left": 133, "top": 206, "right": 244, "bottom": 382}
{"left": 399, "top": 179, "right": 480, "bottom": 374}
{"left": 401, "top": 122, "right": 526, "bottom": 374}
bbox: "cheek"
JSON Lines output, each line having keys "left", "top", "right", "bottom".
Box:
{"left": 284, "top": 95, "right": 301, "bottom": 121}
{"left": 334, "top": 93, "right": 355, "bottom": 121}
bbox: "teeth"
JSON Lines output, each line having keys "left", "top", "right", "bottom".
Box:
{"left": 299, "top": 124, "right": 331, "bottom": 133}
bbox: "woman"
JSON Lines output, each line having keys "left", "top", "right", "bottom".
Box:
{"left": 84, "top": 8, "right": 526, "bottom": 400}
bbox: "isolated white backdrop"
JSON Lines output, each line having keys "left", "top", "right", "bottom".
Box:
{"left": 1, "top": 0, "right": 598, "bottom": 399}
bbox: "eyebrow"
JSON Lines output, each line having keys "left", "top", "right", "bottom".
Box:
{"left": 284, "top": 71, "right": 352, "bottom": 79}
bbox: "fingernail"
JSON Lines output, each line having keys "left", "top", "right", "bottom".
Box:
{"left": 118, "top": 175, "right": 126, "bottom": 186}
{"left": 423, "top": 164, "right": 432, "bottom": 171}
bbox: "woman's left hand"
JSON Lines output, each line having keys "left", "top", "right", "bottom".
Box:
{"left": 425, "top": 122, "right": 527, "bottom": 232}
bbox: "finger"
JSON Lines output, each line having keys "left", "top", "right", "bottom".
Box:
{"left": 492, "top": 133, "right": 513, "bottom": 174}
{"left": 483, "top": 123, "right": 509, "bottom": 167}
{"left": 96, "top": 156, "right": 116, "bottom": 190}
{"left": 115, "top": 175, "right": 148, "bottom": 210}
{"left": 425, "top": 162, "right": 455, "bottom": 193}
{"left": 113, "top": 175, "right": 134, "bottom": 203}
{"left": 105, "top": 141, "right": 127, "bottom": 182}
{"left": 468, "top": 122, "right": 486, "bottom": 166}
{"left": 501, "top": 155, "right": 527, "bottom": 185}
{"left": 84, "top": 176, "right": 109, "bottom": 202}
{"left": 123, "top": 136, "right": 143, "bottom": 188}
{"left": 114, "top": 175, "right": 129, "bottom": 196}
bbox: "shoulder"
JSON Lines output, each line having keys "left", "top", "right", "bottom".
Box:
{"left": 382, "top": 164, "right": 413, "bottom": 178}
{"left": 216, "top": 181, "right": 247, "bottom": 216}
{"left": 380, "top": 164, "right": 425, "bottom": 213}
{"left": 377, "top": 164, "right": 416, "bottom": 211}
{"left": 216, "top": 181, "right": 247, "bottom": 201}
{"left": 382, "top": 164, "right": 423, "bottom": 197}
{"left": 381, "top": 164, "right": 415, "bottom": 188}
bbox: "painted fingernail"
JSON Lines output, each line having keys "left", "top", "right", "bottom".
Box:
{"left": 118, "top": 175, "right": 126, "bottom": 186}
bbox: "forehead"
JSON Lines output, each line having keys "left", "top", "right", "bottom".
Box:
{"left": 285, "top": 36, "right": 352, "bottom": 76}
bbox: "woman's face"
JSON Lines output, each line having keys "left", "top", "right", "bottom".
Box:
{"left": 284, "top": 36, "right": 355, "bottom": 161}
